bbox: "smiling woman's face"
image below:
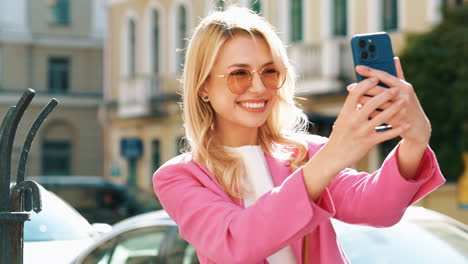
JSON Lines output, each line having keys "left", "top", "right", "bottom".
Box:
{"left": 201, "top": 34, "right": 280, "bottom": 146}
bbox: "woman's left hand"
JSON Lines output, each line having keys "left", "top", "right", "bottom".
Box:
{"left": 355, "top": 57, "right": 431, "bottom": 147}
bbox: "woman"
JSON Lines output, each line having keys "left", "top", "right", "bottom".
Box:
{"left": 153, "top": 7, "right": 445, "bottom": 264}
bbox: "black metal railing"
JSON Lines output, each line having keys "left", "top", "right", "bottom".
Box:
{"left": 0, "top": 89, "right": 58, "bottom": 264}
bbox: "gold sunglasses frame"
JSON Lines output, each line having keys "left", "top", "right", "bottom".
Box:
{"left": 213, "top": 65, "right": 286, "bottom": 94}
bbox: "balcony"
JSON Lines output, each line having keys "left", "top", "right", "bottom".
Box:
{"left": 287, "top": 38, "right": 355, "bottom": 95}
{"left": 118, "top": 74, "right": 180, "bottom": 118}
{"left": 0, "top": 88, "right": 102, "bottom": 107}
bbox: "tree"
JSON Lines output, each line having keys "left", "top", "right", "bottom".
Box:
{"left": 398, "top": 5, "right": 468, "bottom": 181}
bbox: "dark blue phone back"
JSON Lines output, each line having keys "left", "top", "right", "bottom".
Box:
{"left": 351, "top": 32, "right": 396, "bottom": 88}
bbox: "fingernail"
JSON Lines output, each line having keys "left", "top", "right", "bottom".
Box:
{"left": 369, "top": 77, "right": 378, "bottom": 83}
{"left": 391, "top": 87, "right": 400, "bottom": 94}
{"left": 347, "top": 84, "right": 356, "bottom": 92}
{"left": 357, "top": 65, "right": 370, "bottom": 71}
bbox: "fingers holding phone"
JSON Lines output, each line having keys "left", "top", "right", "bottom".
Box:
{"left": 326, "top": 79, "right": 408, "bottom": 168}
{"left": 353, "top": 60, "right": 430, "bottom": 145}
{"left": 350, "top": 82, "right": 402, "bottom": 128}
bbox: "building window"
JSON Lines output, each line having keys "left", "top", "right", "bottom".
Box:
{"left": 152, "top": 140, "right": 161, "bottom": 174}
{"left": 382, "top": 0, "right": 398, "bottom": 31}
{"left": 151, "top": 10, "right": 160, "bottom": 73}
{"left": 176, "top": 5, "right": 187, "bottom": 73}
{"left": 42, "top": 140, "right": 71, "bottom": 175}
{"left": 215, "top": 0, "right": 226, "bottom": 11}
{"left": 333, "top": 0, "right": 347, "bottom": 36}
{"left": 48, "top": 0, "right": 70, "bottom": 25}
{"left": 128, "top": 19, "right": 137, "bottom": 77}
{"left": 250, "top": 0, "right": 262, "bottom": 14}
{"left": 290, "top": 0, "right": 303, "bottom": 42}
{"left": 48, "top": 57, "right": 70, "bottom": 93}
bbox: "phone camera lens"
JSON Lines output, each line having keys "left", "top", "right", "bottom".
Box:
{"left": 369, "top": 44, "right": 376, "bottom": 53}
{"left": 361, "top": 51, "right": 368, "bottom": 59}
{"left": 359, "top": 39, "right": 366, "bottom": 48}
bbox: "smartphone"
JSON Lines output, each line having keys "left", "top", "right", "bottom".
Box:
{"left": 351, "top": 32, "right": 396, "bottom": 131}
{"left": 350, "top": 32, "right": 396, "bottom": 88}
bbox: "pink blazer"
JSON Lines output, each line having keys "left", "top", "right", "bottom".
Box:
{"left": 153, "top": 135, "right": 445, "bottom": 264}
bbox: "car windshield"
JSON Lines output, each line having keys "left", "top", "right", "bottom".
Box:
{"left": 336, "top": 220, "right": 468, "bottom": 264}
{"left": 24, "top": 189, "right": 94, "bottom": 242}
{"left": 417, "top": 221, "right": 468, "bottom": 257}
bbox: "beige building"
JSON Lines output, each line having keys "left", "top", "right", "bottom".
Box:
{"left": 0, "top": 0, "right": 105, "bottom": 177}
{"left": 104, "top": 0, "right": 467, "bottom": 223}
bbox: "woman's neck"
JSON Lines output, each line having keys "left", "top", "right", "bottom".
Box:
{"left": 216, "top": 126, "right": 259, "bottom": 147}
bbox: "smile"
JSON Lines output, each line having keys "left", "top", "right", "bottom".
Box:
{"left": 241, "top": 102, "right": 265, "bottom": 108}
{"left": 237, "top": 100, "right": 269, "bottom": 112}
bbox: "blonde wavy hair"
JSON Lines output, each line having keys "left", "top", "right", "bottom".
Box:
{"left": 182, "top": 6, "right": 310, "bottom": 198}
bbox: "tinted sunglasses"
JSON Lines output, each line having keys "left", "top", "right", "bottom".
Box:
{"left": 213, "top": 64, "right": 286, "bottom": 94}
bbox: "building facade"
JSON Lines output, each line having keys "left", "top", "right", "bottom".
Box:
{"left": 104, "top": 0, "right": 467, "bottom": 222}
{"left": 0, "top": 0, "right": 105, "bottom": 177}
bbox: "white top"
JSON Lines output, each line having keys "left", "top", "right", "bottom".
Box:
{"left": 227, "top": 145, "right": 297, "bottom": 264}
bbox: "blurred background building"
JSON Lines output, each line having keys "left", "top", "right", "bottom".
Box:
{"left": 85, "top": 0, "right": 467, "bottom": 224}
{"left": 0, "top": 0, "right": 105, "bottom": 177}
{"left": 0, "top": 0, "right": 458, "bottom": 223}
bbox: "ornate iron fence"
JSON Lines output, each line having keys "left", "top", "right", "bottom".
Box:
{"left": 0, "top": 89, "right": 58, "bottom": 264}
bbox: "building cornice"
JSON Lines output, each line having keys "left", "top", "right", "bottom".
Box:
{"left": 0, "top": 34, "right": 103, "bottom": 49}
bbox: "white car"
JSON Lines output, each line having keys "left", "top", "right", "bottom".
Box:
{"left": 333, "top": 206, "right": 468, "bottom": 263}
{"left": 72, "top": 206, "right": 467, "bottom": 264}
{"left": 74, "top": 206, "right": 468, "bottom": 264}
{"left": 72, "top": 210, "right": 198, "bottom": 264}
{"left": 23, "top": 185, "right": 110, "bottom": 263}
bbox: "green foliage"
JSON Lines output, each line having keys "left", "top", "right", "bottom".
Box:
{"left": 399, "top": 5, "right": 468, "bottom": 181}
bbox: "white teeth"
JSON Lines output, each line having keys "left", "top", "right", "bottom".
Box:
{"left": 241, "top": 102, "right": 265, "bottom": 109}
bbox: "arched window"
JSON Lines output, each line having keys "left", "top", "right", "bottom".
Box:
{"left": 250, "top": 0, "right": 262, "bottom": 14}
{"left": 176, "top": 5, "right": 187, "bottom": 73}
{"left": 290, "top": 0, "right": 303, "bottom": 42}
{"left": 382, "top": 0, "right": 398, "bottom": 31}
{"left": 128, "top": 19, "right": 137, "bottom": 77}
{"left": 151, "top": 10, "right": 160, "bottom": 73}
{"left": 333, "top": 0, "right": 347, "bottom": 36}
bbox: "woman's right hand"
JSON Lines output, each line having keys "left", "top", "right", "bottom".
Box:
{"left": 324, "top": 77, "right": 409, "bottom": 171}
{"left": 302, "top": 77, "right": 409, "bottom": 200}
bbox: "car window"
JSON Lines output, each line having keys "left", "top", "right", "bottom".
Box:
{"left": 126, "top": 186, "right": 161, "bottom": 211}
{"left": 46, "top": 187, "right": 100, "bottom": 208}
{"left": 24, "top": 189, "right": 93, "bottom": 241}
{"left": 82, "top": 226, "right": 171, "bottom": 264}
{"left": 43, "top": 183, "right": 160, "bottom": 224}
{"left": 337, "top": 221, "right": 467, "bottom": 264}
{"left": 82, "top": 237, "right": 117, "bottom": 264}
{"left": 167, "top": 233, "right": 199, "bottom": 264}
{"left": 182, "top": 245, "right": 199, "bottom": 264}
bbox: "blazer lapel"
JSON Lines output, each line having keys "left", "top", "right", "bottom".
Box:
{"left": 264, "top": 153, "right": 292, "bottom": 187}
{"left": 265, "top": 153, "right": 306, "bottom": 263}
